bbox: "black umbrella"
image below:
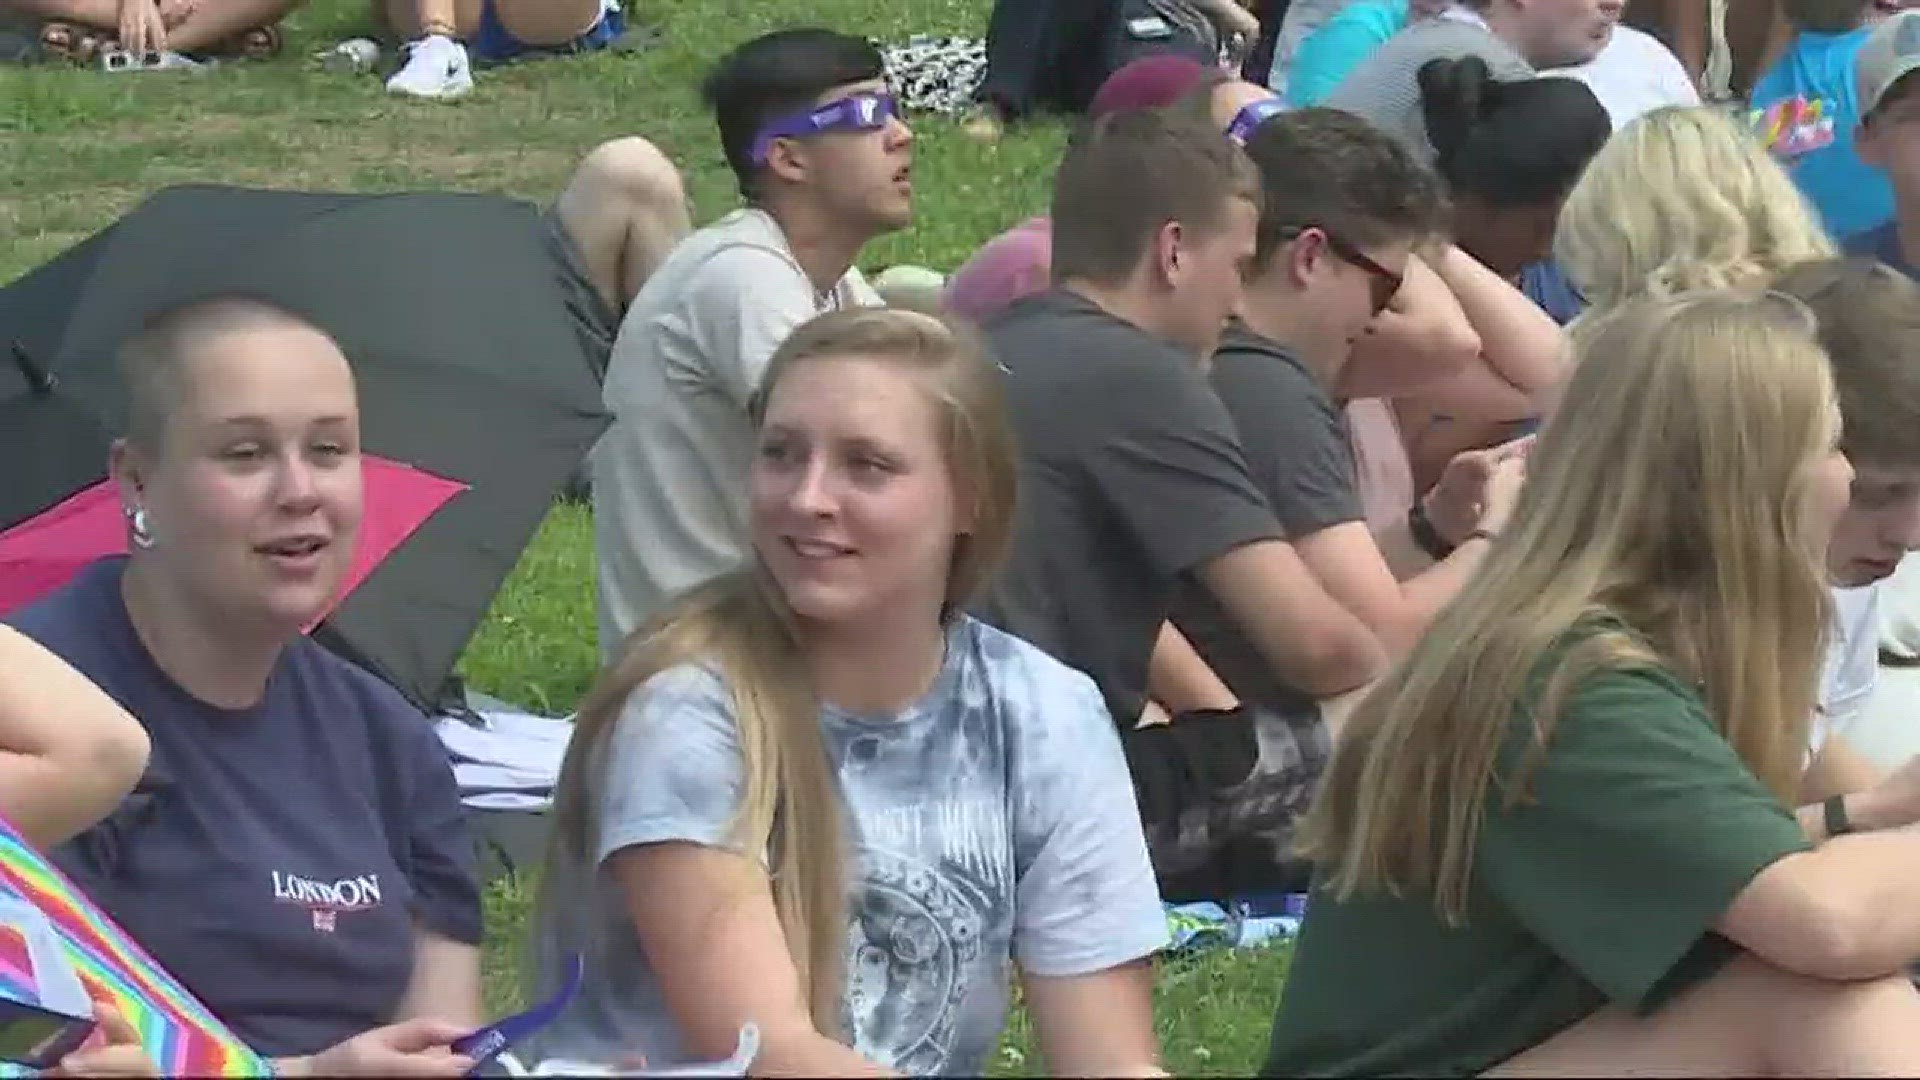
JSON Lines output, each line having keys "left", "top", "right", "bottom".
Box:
{"left": 2, "top": 184, "right": 610, "bottom": 713}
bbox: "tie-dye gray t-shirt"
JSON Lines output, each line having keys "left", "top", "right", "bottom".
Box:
{"left": 526, "top": 616, "right": 1169, "bottom": 1076}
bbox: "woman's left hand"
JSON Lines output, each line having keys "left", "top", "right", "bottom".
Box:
{"left": 47, "top": 1004, "right": 158, "bottom": 1078}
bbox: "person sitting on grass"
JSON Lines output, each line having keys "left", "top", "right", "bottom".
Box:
{"left": 944, "top": 59, "right": 1557, "bottom": 544}
{"left": 1554, "top": 106, "right": 1837, "bottom": 317}
{"left": 1265, "top": 288, "right": 1920, "bottom": 1078}
{"left": 5, "top": 295, "right": 485, "bottom": 1078}
{"left": 1170, "top": 107, "right": 1524, "bottom": 733}
{"left": 1388, "top": 57, "right": 1607, "bottom": 491}
{"left": 1749, "top": 0, "right": 1903, "bottom": 239}
{"left": 5, "top": 0, "right": 293, "bottom": 64}
{"left": 528, "top": 308, "right": 1170, "bottom": 1077}
{"left": 1844, "top": 9, "right": 1920, "bottom": 273}
{"left": 1770, "top": 257, "right": 1920, "bottom": 832}
{"left": 1552, "top": 113, "right": 1912, "bottom": 814}
{"left": 976, "top": 107, "right": 1396, "bottom": 904}
{"left": 374, "top": 0, "right": 629, "bottom": 101}
{"left": 593, "top": 28, "right": 904, "bottom": 659}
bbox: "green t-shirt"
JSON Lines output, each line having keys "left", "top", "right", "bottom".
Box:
{"left": 1263, "top": 659, "right": 1811, "bottom": 1077}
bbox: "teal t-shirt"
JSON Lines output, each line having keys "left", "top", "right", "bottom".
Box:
{"left": 1750, "top": 28, "right": 1893, "bottom": 239}
{"left": 1287, "top": 0, "right": 1410, "bottom": 107}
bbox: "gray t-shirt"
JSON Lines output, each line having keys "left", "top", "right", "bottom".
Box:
{"left": 1321, "top": 15, "right": 1533, "bottom": 164}
{"left": 975, "top": 289, "right": 1284, "bottom": 729}
{"left": 591, "top": 208, "right": 880, "bottom": 660}
{"left": 1172, "top": 325, "right": 1363, "bottom": 715}
{"left": 526, "top": 616, "right": 1169, "bottom": 1076}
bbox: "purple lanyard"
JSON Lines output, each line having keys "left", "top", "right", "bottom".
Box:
{"left": 451, "top": 953, "right": 584, "bottom": 1075}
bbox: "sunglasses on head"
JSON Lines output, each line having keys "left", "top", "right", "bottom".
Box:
{"left": 749, "top": 91, "right": 901, "bottom": 165}
{"left": 1224, "top": 97, "right": 1288, "bottom": 147}
{"left": 1281, "top": 226, "right": 1402, "bottom": 314}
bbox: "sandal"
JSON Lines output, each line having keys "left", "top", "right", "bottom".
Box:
{"left": 38, "top": 21, "right": 116, "bottom": 65}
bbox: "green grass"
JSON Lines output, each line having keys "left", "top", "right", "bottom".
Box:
{"left": 2, "top": 2, "right": 1290, "bottom": 1070}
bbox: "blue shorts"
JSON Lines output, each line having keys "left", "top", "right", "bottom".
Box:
{"left": 469, "top": 0, "right": 625, "bottom": 63}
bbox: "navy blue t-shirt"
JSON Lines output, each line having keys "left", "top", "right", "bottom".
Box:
{"left": 5, "top": 558, "right": 482, "bottom": 1058}
{"left": 1843, "top": 222, "right": 1918, "bottom": 278}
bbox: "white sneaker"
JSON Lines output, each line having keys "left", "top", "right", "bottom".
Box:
{"left": 385, "top": 34, "right": 472, "bottom": 100}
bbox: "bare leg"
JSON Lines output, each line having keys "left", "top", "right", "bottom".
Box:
{"left": 4, "top": 0, "right": 117, "bottom": 28}
{"left": 377, "top": 0, "right": 479, "bottom": 39}
{"left": 489, "top": 0, "right": 598, "bottom": 46}
{"left": 553, "top": 137, "right": 691, "bottom": 318}
{"left": 1489, "top": 953, "right": 1920, "bottom": 1077}
{"left": 162, "top": 0, "right": 298, "bottom": 51}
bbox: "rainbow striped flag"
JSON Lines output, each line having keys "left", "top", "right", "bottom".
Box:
{"left": 0, "top": 814, "right": 270, "bottom": 1076}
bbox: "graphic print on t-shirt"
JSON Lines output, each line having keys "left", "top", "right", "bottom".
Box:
{"left": 1753, "top": 95, "right": 1838, "bottom": 159}
{"left": 269, "top": 871, "right": 386, "bottom": 934}
{"left": 843, "top": 795, "right": 1009, "bottom": 1075}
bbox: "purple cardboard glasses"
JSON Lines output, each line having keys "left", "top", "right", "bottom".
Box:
{"left": 451, "top": 953, "right": 584, "bottom": 1075}
{"left": 749, "top": 91, "right": 900, "bottom": 165}
{"left": 1225, "top": 97, "right": 1289, "bottom": 147}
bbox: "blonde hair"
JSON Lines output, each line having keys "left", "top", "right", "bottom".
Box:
{"left": 1555, "top": 107, "right": 1835, "bottom": 311}
{"left": 539, "top": 308, "right": 1018, "bottom": 1031}
{"left": 1297, "top": 291, "right": 1838, "bottom": 924}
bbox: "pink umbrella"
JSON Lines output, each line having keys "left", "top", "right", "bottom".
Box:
{"left": 0, "top": 457, "right": 467, "bottom": 628}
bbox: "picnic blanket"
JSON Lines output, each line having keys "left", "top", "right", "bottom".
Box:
{"left": 0, "top": 815, "right": 269, "bottom": 1076}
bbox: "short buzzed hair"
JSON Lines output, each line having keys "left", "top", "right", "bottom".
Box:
{"left": 1050, "top": 108, "right": 1260, "bottom": 288}
{"left": 118, "top": 295, "right": 328, "bottom": 452}
{"left": 1772, "top": 258, "right": 1920, "bottom": 471}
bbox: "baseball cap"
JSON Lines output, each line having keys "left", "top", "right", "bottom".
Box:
{"left": 1088, "top": 55, "right": 1212, "bottom": 120}
{"left": 1858, "top": 10, "right": 1920, "bottom": 118}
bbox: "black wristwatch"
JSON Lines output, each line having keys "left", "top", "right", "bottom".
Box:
{"left": 1408, "top": 500, "right": 1456, "bottom": 561}
{"left": 1824, "top": 794, "right": 1856, "bottom": 838}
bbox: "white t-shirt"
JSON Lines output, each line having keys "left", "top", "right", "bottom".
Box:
{"left": 1547, "top": 25, "right": 1699, "bottom": 132}
{"left": 1809, "top": 582, "right": 1883, "bottom": 756}
{"left": 1852, "top": 554, "right": 1920, "bottom": 766}
{"left": 592, "top": 209, "right": 879, "bottom": 659}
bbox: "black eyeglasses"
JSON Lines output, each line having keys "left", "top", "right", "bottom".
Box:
{"left": 1281, "top": 226, "right": 1403, "bottom": 315}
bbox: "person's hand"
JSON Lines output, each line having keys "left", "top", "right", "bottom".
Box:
{"left": 1214, "top": 1, "right": 1261, "bottom": 42}
{"left": 116, "top": 0, "right": 167, "bottom": 56}
{"left": 47, "top": 1002, "right": 157, "bottom": 1078}
{"left": 1424, "top": 436, "right": 1531, "bottom": 544}
{"left": 1477, "top": 449, "right": 1527, "bottom": 537}
{"left": 283, "top": 1019, "right": 475, "bottom": 1078}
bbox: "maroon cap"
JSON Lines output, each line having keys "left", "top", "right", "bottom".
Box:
{"left": 1088, "top": 54, "right": 1212, "bottom": 120}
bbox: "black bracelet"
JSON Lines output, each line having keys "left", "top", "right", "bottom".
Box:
{"left": 1408, "top": 500, "right": 1455, "bottom": 561}
{"left": 1825, "top": 793, "right": 1855, "bottom": 838}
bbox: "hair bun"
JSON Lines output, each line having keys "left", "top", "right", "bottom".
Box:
{"left": 1418, "top": 55, "right": 1499, "bottom": 165}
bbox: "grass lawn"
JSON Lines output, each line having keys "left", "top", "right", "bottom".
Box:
{"left": 2, "top": 2, "right": 1291, "bottom": 1071}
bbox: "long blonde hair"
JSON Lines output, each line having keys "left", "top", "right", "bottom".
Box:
{"left": 540, "top": 308, "right": 1018, "bottom": 1032}
{"left": 1297, "top": 291, "right": 1838, "bottom": 923}
{"left": 1555, "top": 107, "right": 1835, "bottom": 311}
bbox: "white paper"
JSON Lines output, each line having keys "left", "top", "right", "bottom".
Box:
{"left": 503, "top": 1023, "right": 761, "bottom": 1078}
{"left": 0, "top": 899, "right": 90, "bottom": 1021}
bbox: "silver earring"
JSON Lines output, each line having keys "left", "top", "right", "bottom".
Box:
{"left": 129, "top": 508, "right": 155, "bottom": 550}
